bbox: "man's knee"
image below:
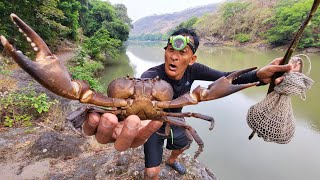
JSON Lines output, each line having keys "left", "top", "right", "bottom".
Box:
{"left": 144, "top": 166, "right": 160, "bottom": 179}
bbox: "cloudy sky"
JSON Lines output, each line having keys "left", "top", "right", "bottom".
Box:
{"left": 107, "top": 0, "right": 225, "bottom": 22}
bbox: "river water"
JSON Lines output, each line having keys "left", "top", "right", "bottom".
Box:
{"left": 99, "top": 42, "right": 320, "bottom": 180}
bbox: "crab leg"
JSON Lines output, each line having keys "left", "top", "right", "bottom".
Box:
{"left": 0, "top": 14, "right": 127, "bottom": 108}
{"left": 163, "top": 116, "right": 204, "bottom": 159}
{"left": 156, "top": 67, "right": 259, "bottom": 109}
{"left": 160, "top": 112, "right": 214, "bottom": 130}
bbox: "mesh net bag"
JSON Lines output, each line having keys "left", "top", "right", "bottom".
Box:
{"left": 246, "top": 55, "right": 314, "bottom": 144}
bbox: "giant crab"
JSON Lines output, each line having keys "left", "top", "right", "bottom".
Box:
{"left": 1, "top": 14, "right": 258, "bottom": 158}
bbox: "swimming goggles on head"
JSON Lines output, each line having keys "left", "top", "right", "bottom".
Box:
{"left": 165, "top": 35, "right": 196, "bottom": 54}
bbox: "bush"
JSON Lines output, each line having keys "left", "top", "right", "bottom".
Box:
{"left": 265, "top": 0, "right": 320, "bottom": 47}
{"left": 0, "top": 62, "right": 11, "bottom": 76}
{"left": 234, "top": 33, "right": 251, "bottom": 43}
{"left": 83, "top": 28, "right": 122, "bottom": 62}
{"left": 0, "top": 86, "right": 57, "bottom": 127}
{"left": 69, "top": 60, "right": 104, "bottom": 92}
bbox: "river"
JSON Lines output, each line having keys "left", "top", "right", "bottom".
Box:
{"left": 99, "top": 42, "right": 320, "bottom": 180}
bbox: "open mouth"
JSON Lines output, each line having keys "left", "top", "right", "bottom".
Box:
{"left": 169, "top": 64, "right": 177, "bottom": 71}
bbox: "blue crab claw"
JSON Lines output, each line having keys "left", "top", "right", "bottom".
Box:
{"left": 0, "top": 14, "right": 80, "bottom": 100}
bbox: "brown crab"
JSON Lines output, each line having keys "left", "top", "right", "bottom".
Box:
{"left": 1, "top": 14, "right": 258, "bottom": 158}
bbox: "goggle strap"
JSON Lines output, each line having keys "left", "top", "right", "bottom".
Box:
{"left": 187, "top": 42, "right": 196, "bottom": 54}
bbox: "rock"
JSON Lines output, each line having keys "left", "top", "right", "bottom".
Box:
{"left": 94, "top": 146, "right": 217, "bottom": 180}
{"left": 0, "top": 138, "right": 7, "bottom": 147}
{"left": 304, "top": 47, "right": 320, "bottom": 53}
{"left": 19, "top": 160, "right": 50, "bottom": 179}
{"left": 28, "top": 131, "right": 84, "bottom": 159}
{"left": 1, "top": 126, "right": 217, "bottom": 179}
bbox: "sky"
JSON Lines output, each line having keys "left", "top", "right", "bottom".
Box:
{"left": 107, "top": 0, "right": 225, "bottom": 22}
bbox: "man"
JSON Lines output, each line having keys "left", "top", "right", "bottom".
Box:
{"left": 83, "top": 28, "right": 293, "bottom": 179}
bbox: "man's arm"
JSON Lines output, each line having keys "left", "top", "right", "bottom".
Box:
{"left": 191, "top": 59, "right": 292, "bottom": 85}
{"left": 191, "top": 62, "right": 259, "bottom": 84}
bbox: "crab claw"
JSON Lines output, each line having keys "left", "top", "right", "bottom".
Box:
{"left": 156, "top": 67, "right": 259, "bottom": 109}
{"left": 1, "top": 14, "right": 128, "bottom": 108}
{"left": 0, "top": 14, "right": 80, "bottom": 100}
{"left": 192, "top": 67, "right": 259, "bottom": 101}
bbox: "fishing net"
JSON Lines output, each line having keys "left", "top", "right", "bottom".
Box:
{"left": 246, "top": 55, "right": 314, "bottom": 144}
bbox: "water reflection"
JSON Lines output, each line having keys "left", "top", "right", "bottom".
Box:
{"left": 100, "top": 42, "right": 320, "bottom": 180}
{"left": 126, "top": 51, "right": 162, "bottom": 78}
{"left": 98, "top": 52, "right": 134, "bottom": 92}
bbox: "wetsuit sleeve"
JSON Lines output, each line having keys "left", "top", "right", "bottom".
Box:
{"left": 191, "top": 63, "right": 261, "bottom": 84}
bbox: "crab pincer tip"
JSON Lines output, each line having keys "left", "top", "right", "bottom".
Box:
{"left": 0, "top": 35, "right": 7, "bottom": 46}
{"left": 10, "top": 13, "right": 18, "bottom": 19}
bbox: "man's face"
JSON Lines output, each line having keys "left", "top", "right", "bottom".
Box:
{"left": 164, "top": 36, "right": 197, "bottom": 80}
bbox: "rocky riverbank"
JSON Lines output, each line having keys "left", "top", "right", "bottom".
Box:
{"left": 0, "top": 50, "right": 217, "bottom": 180}
{"left": 200, "top": 36, "right": 320, "bottom": 53}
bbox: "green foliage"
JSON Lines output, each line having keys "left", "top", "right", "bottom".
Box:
{"left": 103, "top": 20, "right": 130, "bottom": 42}
{"left": 69, "top": 49, "right": 104, "bottom": 92}
{"left": 234, "top": 33, "right": 251, "bottom": 43}
{"left": 114, "top": 4, "right": 133, "bottom": 28}
{"left": 174, "top": 17, "right": 199, "bottom": 31}
{"left": 222, "top": 2, "right": 250, "bottom": 20}
{"left": 0, "top": 62, "right": 11, "bottom": 75}
{"left": 0, "top": 0, "right": 133, "bottom": 126}
{"left": 194, "top": 0, "right": 320, "bottom": 47}
{"left": 58, "top": 0, "right": 82, "bottom": 41}
{"left": 265, "top": 0, "right": 320, "bottom": 48}
{"left": 129, "top": 33, "right": 166, "bottom": 41}
{"left": 0, "top": 0, "right": 131, "bottom": 60}
{"left": 83, "top": 28, "right": 122, "bottom": 61}
{"left": 195, "top": 0, "right": 267, "bottom": 41}
{"left": 0, "top": 0, "right": 69, "bottom": 51}
{"left": 0, "top": 86, "right": 57, "bottom": 127}
{"left": 83, "top": 0, "right": 117, "bottom": 36}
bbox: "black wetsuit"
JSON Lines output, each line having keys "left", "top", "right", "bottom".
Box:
{"left": 141, "top": 62, "right": 260, "bottom": 168}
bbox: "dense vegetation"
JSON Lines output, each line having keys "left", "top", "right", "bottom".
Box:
{"left": 132, "top": 0, "right": 320, "bottom": 49}
{"left": 196, "top": 0, "right": 320, "bottom": 48}
{"left": 0, "top": 0, "right": 132, "bottom": 127}
{"left": 0, "top": 0, "right": 131, "bottom": 57}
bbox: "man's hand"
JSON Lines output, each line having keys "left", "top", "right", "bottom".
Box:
{"left": 256, "top": 57, "right": 294, "bottom": 85}
{"left": 83, "top": 113, "right": 163, "bottom": 151}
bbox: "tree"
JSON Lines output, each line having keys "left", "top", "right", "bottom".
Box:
{"left": 58, "top": 0, "right": 82, "bottom": 41}
{"left": 266, "top": 0, "right": 320, "bottom": 48}
{"left": 114, "top": 4, "right": 133, "bottom": 28}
